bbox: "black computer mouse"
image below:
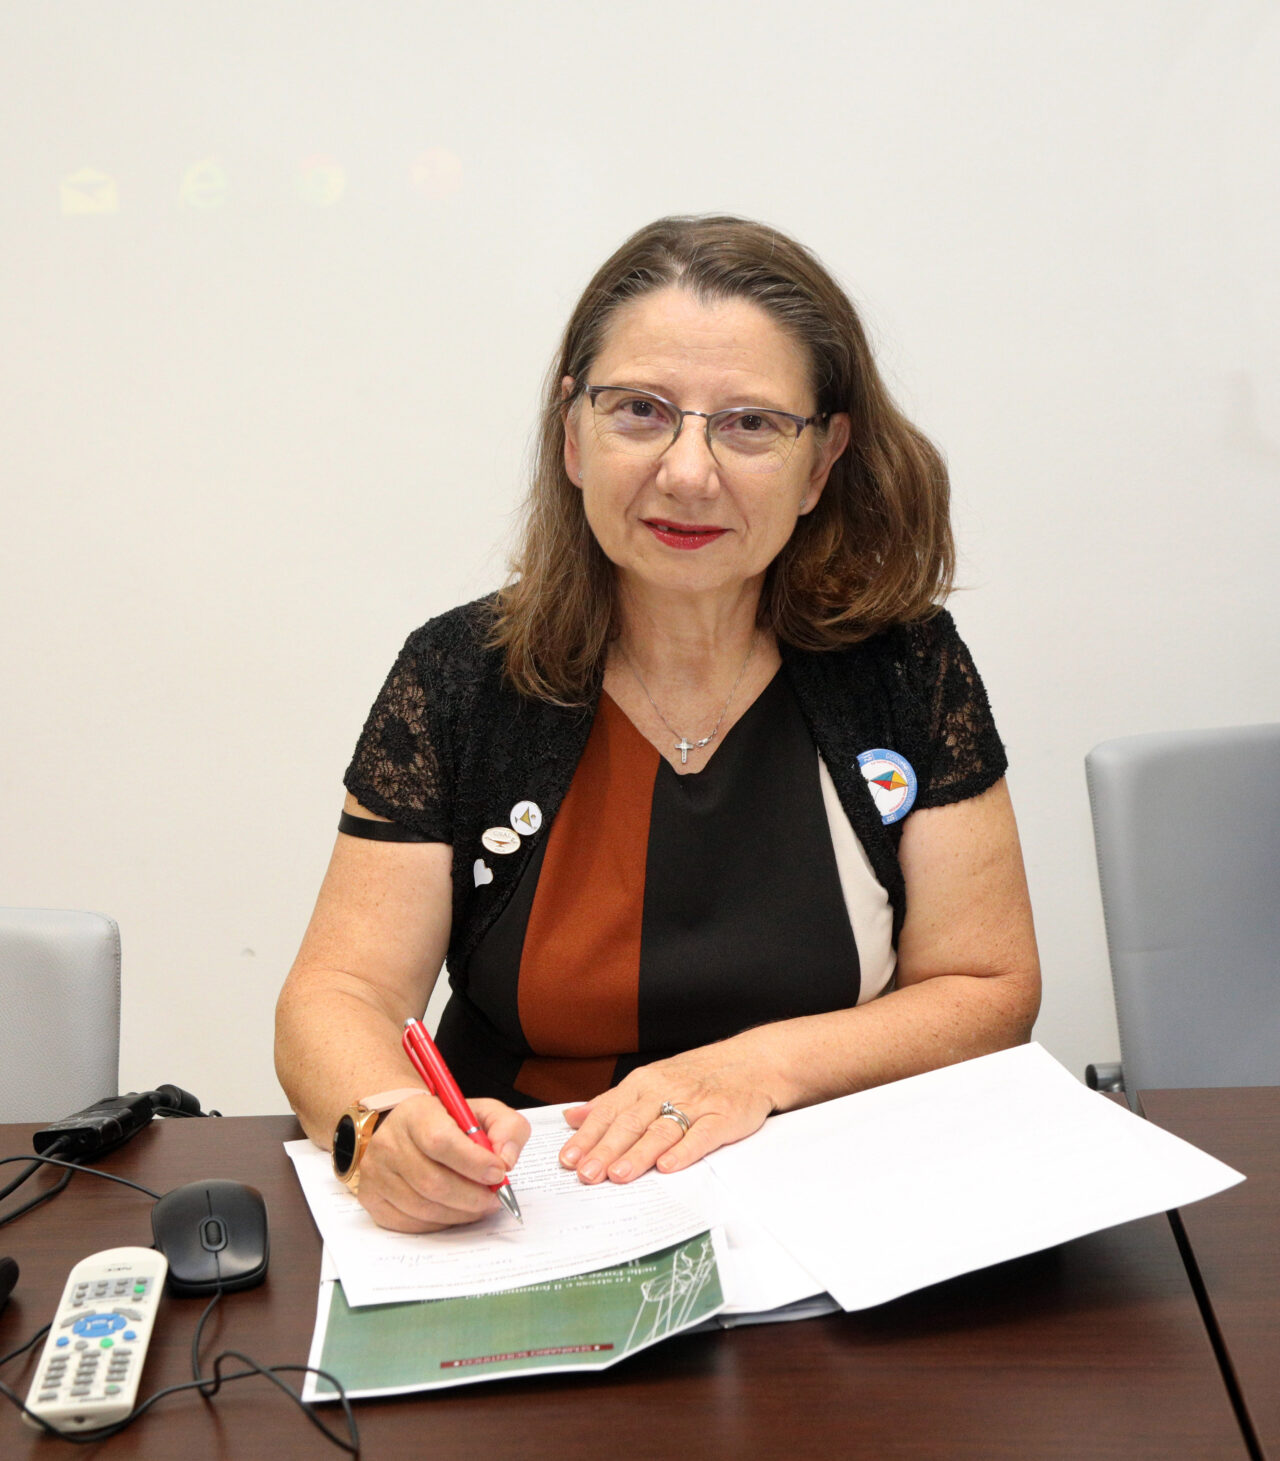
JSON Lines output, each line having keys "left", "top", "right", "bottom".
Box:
{"left": 150, "top": 1179, "right": 270, "bottom": 1297}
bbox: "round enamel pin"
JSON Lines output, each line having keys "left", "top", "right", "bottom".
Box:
{"left": 857, "top": 748, "right": 918, "bottom": 825}
{"left": 481, "top": 826, "right": 521, "bottom": 856}
{"left": 509, "top": 800, "right": 543, "bottom": 836}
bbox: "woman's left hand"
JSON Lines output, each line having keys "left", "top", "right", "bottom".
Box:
{"left": 558, "top": 1042, "right": 775, "bottom": 1184}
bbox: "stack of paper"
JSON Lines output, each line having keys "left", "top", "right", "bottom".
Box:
{"left": 286, "top": 1042, "right": 1244, "bottom": 1399}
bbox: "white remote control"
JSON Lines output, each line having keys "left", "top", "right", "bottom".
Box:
{"left": 23, "top": 1246, "right": 167, "bottom": 1432}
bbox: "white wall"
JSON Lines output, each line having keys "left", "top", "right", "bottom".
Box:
{"left": 2, "top": 2, "right": 1276, "bottom": 1114}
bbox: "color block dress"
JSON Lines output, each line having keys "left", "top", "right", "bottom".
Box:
{"left": 343, "top": 598, "right": 1008, "bottom": 1107}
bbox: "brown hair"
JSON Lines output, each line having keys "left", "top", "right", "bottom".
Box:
{"left": 491, "top": 214, "right": 954, "bottom": 703}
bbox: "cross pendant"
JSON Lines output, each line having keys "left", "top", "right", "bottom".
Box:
{"left": 675, "top": 738, "right": 694, "bottom": 765}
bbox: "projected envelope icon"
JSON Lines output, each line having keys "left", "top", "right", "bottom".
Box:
{"left": 180, "top": 158, "right": 230, "bottom": 209}
{"left": 61, "top": 168, "right": 119, "bottom": 215}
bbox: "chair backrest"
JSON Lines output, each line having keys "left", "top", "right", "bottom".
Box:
{"left": 1085, "top": 723, "right": 1280, "bottom": 1095}
{"left": 0, "top": 908, "right": 121, "bottom": 1122}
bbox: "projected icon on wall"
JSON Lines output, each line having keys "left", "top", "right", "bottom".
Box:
{"left": 60, "top": 168, "right": 119, "bottom": 215}
{"left": 297, "top": 155, "right": 346, "bottom": 206}
{"left": 179, "top": 159, "right": 230, "bottom": 209}
{"left": 409, "top": 148, "right": 463, "bottom": 199}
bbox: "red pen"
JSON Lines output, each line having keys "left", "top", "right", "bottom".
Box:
{"left": 401, "top": 1017, "right": 523, "bottom": 1224}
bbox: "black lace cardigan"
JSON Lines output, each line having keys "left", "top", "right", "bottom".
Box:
{"left": 344, "top": 595, "right": 1007, "bottom": 980}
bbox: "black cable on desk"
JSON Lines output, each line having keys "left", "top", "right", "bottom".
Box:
{"left": 0, "top": 1137, "right": 72, "bottom": 1203}
{"left": 0, "top": 1286, "right": 361, "bottom": 1453}
{"left": 0, "top": 1153, "right": 162, "bottom": 1229}
{"left": 187, "top": 1265, "right": 360, "bottom": 1453}
{"left": 1, "top": 1357, "right": 361, "bottom": 1452}
{"left": 0, "top": 1154, "right": 361, "bottom": 1451}
{"left": 0, "top": 1323, "right": 51, "bottom": 1369}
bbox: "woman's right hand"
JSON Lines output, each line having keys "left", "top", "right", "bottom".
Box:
{"left": 354, "top": 1094, "right": 531, "bottom": 1233}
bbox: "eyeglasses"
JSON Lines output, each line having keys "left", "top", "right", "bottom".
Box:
{"left": 583, "top": 385, "right": 827, "bottom": 476}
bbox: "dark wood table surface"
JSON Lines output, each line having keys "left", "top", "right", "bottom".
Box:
{"left": 1140, "top": 1087, "right": 1280, "bottom": 1461}
{"left": 0, "top": 1113, "right": 1249, "bottom": 1460}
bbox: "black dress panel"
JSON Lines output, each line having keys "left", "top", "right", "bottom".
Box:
{"left": 437, "top": 672, "right": 860, "bottom": 1106}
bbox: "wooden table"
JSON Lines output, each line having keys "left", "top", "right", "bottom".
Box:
{"left": 0, "top": 1113, "right": 1248, "bottom": 1459}
{"left": 1141, "top": 1087, "right": 1280, "bottom": 1461}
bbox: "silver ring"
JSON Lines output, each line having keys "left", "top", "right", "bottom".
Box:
{"left": 657, "top": 1101, "right": 691, "bottom": 1135}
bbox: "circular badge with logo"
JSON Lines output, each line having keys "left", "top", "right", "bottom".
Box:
{"left": 509, "top": 800, "right": 543, "bottom": 837}
{"left": 857, "top": 749, "right": 918, "bottom": 825}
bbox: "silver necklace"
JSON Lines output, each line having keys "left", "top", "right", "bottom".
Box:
{"left": 622, "top": 632, "right": 758, "bottom": 766}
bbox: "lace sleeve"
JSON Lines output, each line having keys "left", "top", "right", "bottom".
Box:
{"left": 909, "top": 611, "right": 1008, "bottom": 809}
{"left": 343, "top": 631, "right": 454, "bottom": 842}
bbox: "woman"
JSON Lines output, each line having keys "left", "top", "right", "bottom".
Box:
{"left": 275, "top": 215, "right": 1040, "bottom": 1233}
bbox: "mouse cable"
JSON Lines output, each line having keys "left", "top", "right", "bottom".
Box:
{"left": 188, "top": 1286, "right": 360, "bottom": 1454}
{"left": 0, "top": 1359, "right": 360, "bottom": 1453}
{"left": 0, "top": 1322, "right": 51, "bottom": 1370}
{"left": 0, "top": 1294, "right": 360, "bottom": 1453}
{"left": 0, "top": 1153, "right": 162, "bottom": 1230}
{"left": 0, "top": 1159, "right": 359, "bottom": 1452}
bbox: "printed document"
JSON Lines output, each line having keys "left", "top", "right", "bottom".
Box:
{"left": 285, "top": 1104, "right": 711, "bottom": 1305}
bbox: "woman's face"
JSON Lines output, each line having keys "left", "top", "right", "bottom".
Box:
{"left": 563, "top": 287, "right": 849, "bottom": 609}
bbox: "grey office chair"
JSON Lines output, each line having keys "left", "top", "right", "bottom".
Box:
{"left": 1084, "top": 723, "right": 1280, "bottom": 1106}
{"left": 0, "top": 908, "right": 121, "bottom": 1122}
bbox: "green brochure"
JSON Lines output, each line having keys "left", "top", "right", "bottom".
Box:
{"left": 305, "top": 1231, "right": 724, "bottom": 1398}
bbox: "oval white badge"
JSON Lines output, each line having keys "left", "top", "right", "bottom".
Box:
{"left": 481, "top": 826, "right": 522, "bottom": 856}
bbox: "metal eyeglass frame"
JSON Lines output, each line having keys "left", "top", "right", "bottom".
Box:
{"left": 583, "top": 384, "right": 828, "bottom": 462}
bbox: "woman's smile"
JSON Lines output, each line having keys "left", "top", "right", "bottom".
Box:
{"left": 642, "top": 519, "right": 729, "bottom": 550}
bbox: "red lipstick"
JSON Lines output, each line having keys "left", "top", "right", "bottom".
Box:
{"left": 643, "top": 520, "right": 728, "bottom": 550}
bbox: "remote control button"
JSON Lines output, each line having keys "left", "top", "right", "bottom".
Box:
{"left": 74, "top": 1340, "right": 89, "bottom": 1350}
{"left": 100, "top": 1338, "right": 114, "bottom": 1349}
{"left": 123, "top": 1330, "right": 137, "bottom": 1341}
{"left": 56, "top": 1337, "right": 69, "bottom": 1347}
{"left": 69, "top": 1386, "right": 91, "bottom": 1397}
{"left": 39, "top": 1391, "right": 59, "bottom": 1402}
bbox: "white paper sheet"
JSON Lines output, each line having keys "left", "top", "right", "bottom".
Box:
{"left": 285, "top": 1104, "right": 711, "bottom": 1305}
{"left": 703, "top": 1041, "right": 1246, "bottom": 1312}
{"left": 662, "top": 1163, "right": 825, "bottom": 1315}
